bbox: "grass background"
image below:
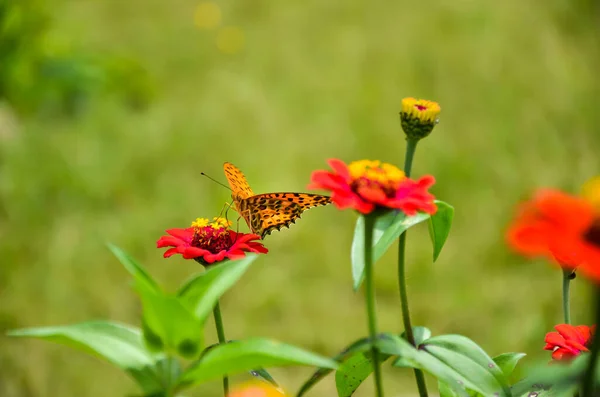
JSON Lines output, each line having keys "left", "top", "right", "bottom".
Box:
{"left": 1, "top": 0, "right": 599, "bottom": 396}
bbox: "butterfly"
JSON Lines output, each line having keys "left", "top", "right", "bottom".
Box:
{"left": 223, "top": 162, "right": 332, "bottom": 239}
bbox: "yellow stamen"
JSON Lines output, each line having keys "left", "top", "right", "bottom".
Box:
{"left": 348, "top": 160, "right": 405, "bottom": 184}
{"left": 211, "top": 217, "right": 232, "bottom": 228}
{"left": 582, "top": 176, "right": 600, "bottom": 211}
{"left": 401, "top": 97, "right": 441, "bottom": 124}
{"left": 191, "top": 218, "right": 209, "bottom": 228}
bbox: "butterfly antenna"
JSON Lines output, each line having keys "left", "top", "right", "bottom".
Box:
{"left": 200, "top": 172, "right": 232, "bottom": 191}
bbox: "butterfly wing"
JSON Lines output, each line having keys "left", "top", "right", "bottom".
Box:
{"left": 243, "top": 193, "right": 332, "bottom": 238}
{"left": 223, "top": 162, "right": 255, "bottom": 215}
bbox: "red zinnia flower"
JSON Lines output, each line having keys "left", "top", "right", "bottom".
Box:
{"left": 309, "top": 159, "right": 437, "bottom": 215}
{"left": 506, "top": 189, "right": 600, "bottom": 282}
{"left": 157, "top": 217, "right": 268, "bottom": 265}
{"left": 544, "top": 324, "right": 595, "bottom": 361}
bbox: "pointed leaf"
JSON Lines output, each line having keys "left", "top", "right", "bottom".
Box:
{"left": 493, "top": 352, "right": 526, "bottom": 378}
{"left": 8, "top": 321, "right": 162, "bottom": 392}
{"left": 401, "top": 326, "right": 432, "bottom": 346}
{"left": 428, "top": 200, "right": 454, "bottom": 262}
{"left": 424, "top": 345, "right": 507, "bottom": 396}
{"left": 424, "top": 334, "right": 510, "bottom": 395}
{"left": 335, "top": 351, "right": 391, "bottom": 397}
{"left": 177, "top": 255, "right": 257, "bottom": 323}
{"left": 249, "top": 367, "right": 279, "bottom": 388}
{"left": 138, "top": 287, "right": 204, "bottom": 359}
{"left": 297, "top": 337, "right": 372, "bottom": 397}
{"left": 377, "top": 334, "right": 470, "bottom": 397}
{"left": 351, "top": 211, "right": 430, "bottom": 290}
{"left": 108, "top": 243, "right": 160, "bottom": 294}
{"left": 180, "top": 338, "right": 338, "bottom": 387}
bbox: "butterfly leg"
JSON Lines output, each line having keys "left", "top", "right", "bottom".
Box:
{"left": 218, "top": 201, "right": 233, "bottom": 218}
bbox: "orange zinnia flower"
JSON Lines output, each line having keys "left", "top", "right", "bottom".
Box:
{"left": 309, "top": 159, "right": 437, "bottom": 215}
{"left": 228, "top": 382, "right": 286, "bottom": 397}
{"left": 544, "top": 324, "right": 595, "bottom": 361}
{"left": 506, "top": 189, "right": 600, "bottom": 282}
{"left": 157, "top": 217, "right": 268, "bottom": 265}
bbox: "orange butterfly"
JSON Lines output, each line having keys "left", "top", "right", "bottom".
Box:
{"left": 223, "top": 162, "right": 332, "bottom": 238}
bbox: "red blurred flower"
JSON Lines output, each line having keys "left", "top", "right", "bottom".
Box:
{"left": 157, "top": 217, "right": 267, "bottom": 265}
{"left": 544, "top": 324, "right": 595, "bottom": 361}
{"left": 309, "top": 159, "right": 437, "bottom": 215}
{"left": 506, "top": 189, "right": 600, "bottom": 282}
{"left": 228, "top": 382, "right": 286, "bottom": 397}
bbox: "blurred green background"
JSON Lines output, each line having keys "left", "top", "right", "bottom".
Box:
{"left": 1, "top": 0, "right": 599, "bottom": 396}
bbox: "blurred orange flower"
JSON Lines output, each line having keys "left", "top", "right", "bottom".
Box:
{"left": 506, "top": 189, "right": 600, "bottom": 282}
{"left": 228, "top": 382, "right": 286, "bottom": 397}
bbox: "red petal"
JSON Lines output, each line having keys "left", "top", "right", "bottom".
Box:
{"left": 327, "top": 158, "right": 351, "bottom": 182}
{"left": 157, "top": 235, "right": 186, "bottom": 248}
{"left": 163, "top": 248, "right": 180, "bottom": 258}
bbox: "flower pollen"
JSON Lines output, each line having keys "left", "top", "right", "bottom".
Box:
{"left": 191, "top": 217, "right": 231, "bottom": 254}
{"left": 348, "top": 160, "right": 405, "bottom": 198}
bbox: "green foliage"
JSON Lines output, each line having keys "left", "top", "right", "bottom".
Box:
{"left": 351, "top": 200, "right": 452, "bottom": 289}
{"left": 351, "top": 211, "right": 430, "bottom": 290}
{"left": 0, "top": 0, "right": 153, "bottom": 116}
{"left": 428, "top": 200, "right": 454, "bottom": 262}
{"left": 8, "top": 248, "right": 337, "bottom": 395}
{"left": 1, "top": 0, "right": 599, "bottom": 395}
{"left": 179, "top": 338, "right": 338, "bottom": 388}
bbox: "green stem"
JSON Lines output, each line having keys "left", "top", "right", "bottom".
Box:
{"left": 581, "top": 286, "right": 600, "bottom": 397}
{"left": 562, "top": 269, "right": 573, "bottom": 324}
{"left": 398, "top": 137, "right": 428, "bottom": 397}
{"left": 403, "top": 138, "right": 418, "bottom": 178}
{"left": 398, "top": 233, "right": 428, "bottom": 397}
{"left": 364, "top": 215, "right": 385, "bottom": 397}
{"left": 213, "top": 301, "right": 229, "bottom": 396}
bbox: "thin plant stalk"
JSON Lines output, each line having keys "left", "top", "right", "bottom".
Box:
{"left": 213, "top": 301, "right": 229, "bottom": 396}
{"left": 562, "top": 269, "right": 573, "bottom": 324}
{"left": 581, "top": 286, "right": 600, "bottom": 397}
{"left": 364, "top": 214, "right": 385, "bottom": 397}
{"left": 398, "top": 137, "right": 429, "bottom": 397}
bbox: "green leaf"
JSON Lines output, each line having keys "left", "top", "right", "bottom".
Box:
{"left": 428, "top": 200, "right": 454, "bottom": 262}
{"left": 351, "top": 211, "right": 430, "bottom": 290}
{"left": 249, "top": 367, "right": 279, "bottom": 388}
{"left": 438, "top": 380, "right": 462, "bottom": 397}
{"left": 8, "top": 321, "right": 162, "bottom": 392}
{"left": 424, "top": 334, "right": 510, "bottom": 395}
{"left": 509, "top": 355, "right": 592, "bottom": 396}
{"left": 401, "top": 326, "right": 432, "bottom": 346}
{"left": 137, "top": 287, "right": 204, "bottom": 359}
{"left": 424, "top": 345, "right": 506, "bottom": 396}
{"left": 377, "top": 334, "right": 470, "bottom": 397}
{"left": 493, "top": 352, "right": 526, "bottom": 378}
{"left": 177, "top": 255, "right": 258, "bottom": 323}
{"left": 297, "top": 337, "right": 372, "bottom": 397}
{"left": 179, "top": 338, "right": 338, "bottom": 387}
{"left": 335, "top": 350, "right": 391, "bottom": 397}
{"left": 108, "top": 243, "right": 160, "bottom": 294}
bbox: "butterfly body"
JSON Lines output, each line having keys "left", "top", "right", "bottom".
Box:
{"left": 223, "top": 162, "right": 332, "bottom": 238}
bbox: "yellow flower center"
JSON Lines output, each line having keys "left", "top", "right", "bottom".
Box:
{"left": 190, "top": 217, "right": 232, "bottom": 254}
{"left": 348, "top": 160, "right": 405, "bottom": 184}
{"left": 582, "top": 176, "right": 600, "bottom": 211}
{"left": 401, "top": 97, "right": 441, "bottom": 123}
